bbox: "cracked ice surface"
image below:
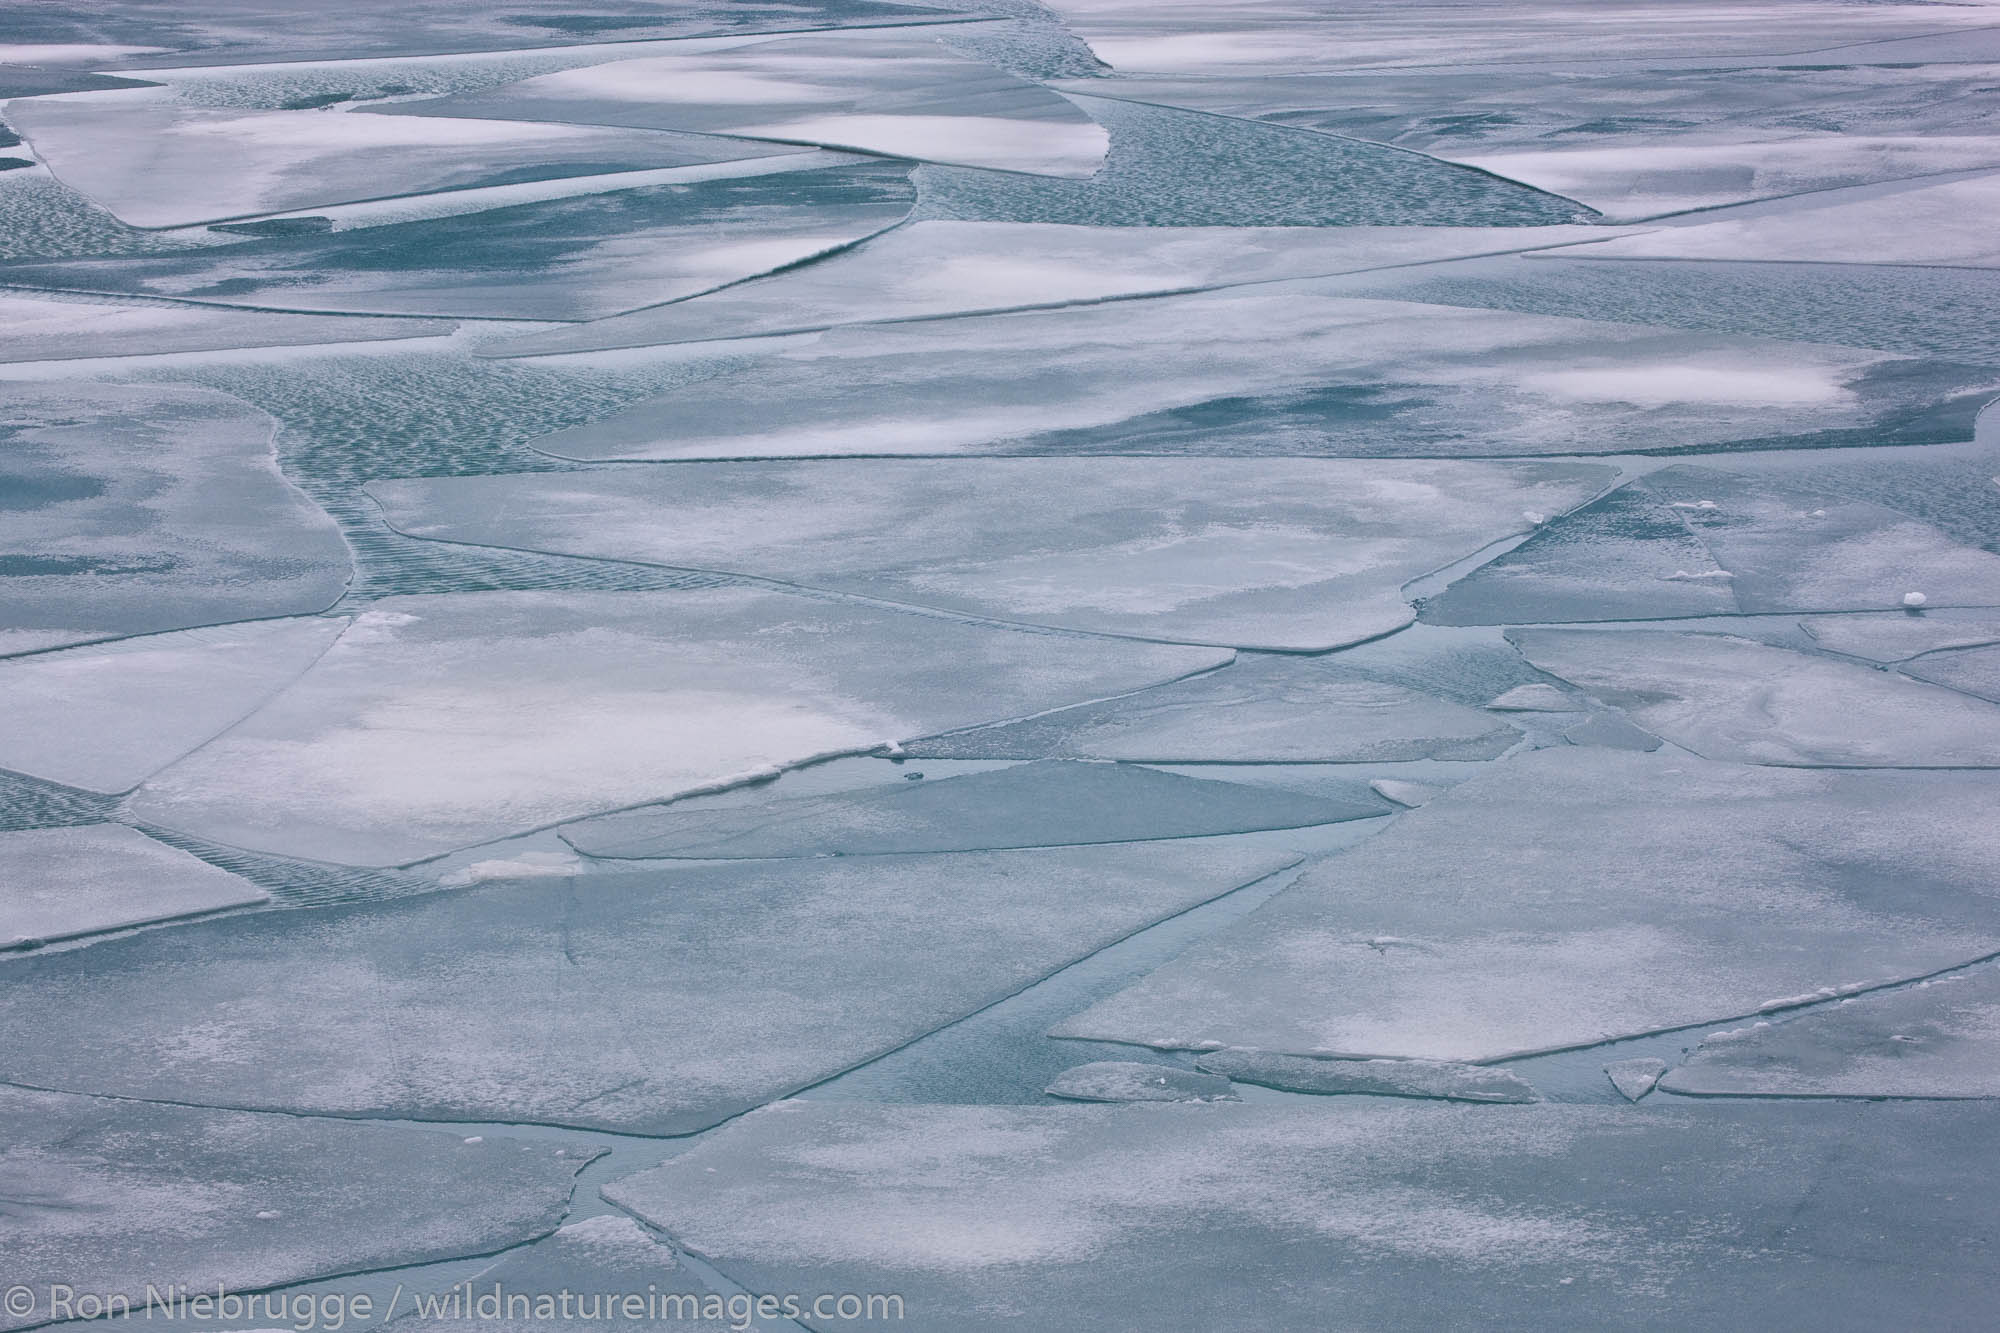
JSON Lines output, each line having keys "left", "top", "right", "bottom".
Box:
{"left": 1511, "top": 628, "right": 2000, "bottom": 767}
{"left": 0, "top": 1084, "right": 587, "bottom": 1333}
{"left": 365, "top": 459, "right": 1614, "bottom": 651}
{"left": 1055, "top": 748, "right": 2000, "bottom": 1061}
{"left": 603, "top": 1099, "right": 2000, "bottom": 1330}
{"left": 0, "top": 381, "right": 351, "bottom": 648}
{"left": 0, "top": 823, "right": 266, "bottom": 946}
{"left": 125, "top": 588, "right": 1230, "bottom": 865}
{"left": 0, "top": 844, "right": 1296, "bottom": 1134}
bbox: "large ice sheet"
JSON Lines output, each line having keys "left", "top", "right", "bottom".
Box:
{"left": 127, "top": 588, "right": 1232, "bottom": 865}
{"left": 1425, "top": 465, "right": 2000, "bottom": 624}
{"left": 364, "top": 459, "right": 1614, "bottom": 652}
{"left": 605, "top": 1099, "right": 2000, "bottom": 1330}
{"left": 1054, "top": 748, "right": 2000, "bottom": 1061}
{"left": 0, "top": 823, "right": 266, "bottom": 946}
{"left": 0, "top": 160, "right": 915, "bottom": 320}
{"left": 0, "top": 618, "right": 345, "bottom": 793}
{"left": 901, "top": 655, "right": 1518, "bottom": 762}
{"left": 0, "top": 289, "right": 449, "bottom": 362}
{"left": 388, "top": 1216, "right": 739, "bottom": 1333}
{"left": 1512, "top": 628, "right": 2000, "bottom": 767}
{"left": 494, "top": 219, "right": 1609, "bottom": 355}
{"left": 5, "top": 89, "right": 791, "bottom": 227}
{"left": 1573, "top": 172, "right": 2000, "bottom": 267}
{"left": 512, "top": 290, "right": 1997, "bottom": 459}
{"left": 560, "top": 759, "right": 1360, "bottom": 859}
{"left": 0, "top": 381, "right": 351, "bottom": 646}
{"left": 384, "top": 31, "right": 1107, "bottom": 178}
{"left": 1660, "top": 967, "right": 2000, "bottom": 1099}
{"left": 0, "top": 1084, "right": 585, "bottom": 1333}
{"left": 0, "top": 843, "right": 1297, "bottom": 1134}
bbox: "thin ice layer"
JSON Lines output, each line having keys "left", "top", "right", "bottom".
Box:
{"left": 603, "top": 1099, "right": 2000, "bottom": 1330}
{"left": 901, "top": 655, "right": 1516, "bottom": 762}
{"left": 515, "top": 291, "right": 1994, "bottom": 460}
{"left": 1800, "top": 613, "right": 2000, "bottom": 663}
{"left": 382, "top": 31, "right": 1107, "bottom": 178}
{"left": 1511, "top": 628, "right": 2000, "bottom": 767}
{"left": 0, "top": 618, "right": 345, "bottom": 794}
{"left": 1045, "top": 1062, "right": 1237, "bottom": 1103}
{"left": 1427, "top": 465, "right": 2000, "bottom": 625}
{"left": 1660, "top": 967, "right": 2000, "bottom": 1099}
{"left": 1903, "top": 644, "right": 2000, "bottom": 705}
{"left": 1194, "top": 1050, "right": 1538, "bottom": 1102}
{"left": 0, "top": 1084, "right": 584, "bottom": 1333}
{"left": 0, "top": 844, "right": 1297, "bottom": 1134}
{"left": 1054, "top": 748, "right": 2000, "bottom": 1061}
{"left": 0, "top": 159, "right": 914, "bottom": 321}
{"left": 0, "top": 823, "right": 266, "bottom": 946}
{"left": 0, "top": 289, "right": 449, "bottom": 362}
{"left": 559, "top": 759, "right": 1361, "bottom": 859}
{"left": 6, "top": 89, "right": 790, "bottom": 227}
{"left": 494, "top": 220, "right": 1609, "bottom": 355}
{"left": 365, "top": 459, "right": 1614, "bottom": 652}
{"left": 128, "top": 588, "right": 1231, "bottom": 865}
{"left": 0, "top": 381, "right": 351, "bottom": 645}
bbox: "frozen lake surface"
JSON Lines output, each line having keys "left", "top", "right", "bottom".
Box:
{"left": 4, "top": 2, "right": 1999, "bottom": 1328}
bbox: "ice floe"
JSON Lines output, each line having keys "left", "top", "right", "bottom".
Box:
{"left": 365, "top": 459, "right": 1614, "bottom": 652}
{"left": 1801, "top": 612, "right": 2000, "bottom": 663}
{"left": 1426, "top": 466, "right": 2000, "bottom": 625}
{"left": 1512, "top": 628, "right": 2000, "bottom": 767}
{"left": 0, "top": 289, "right": 449, "bottom": 362}
{"left": 0, "top": 381, "right": 350, "bottom": 648}
{"left": 512, "top": 290, "right": 1996, "bottom": 458}
{"left": 0, "top": 843, "right": 1296, "bottom": 1134}
{"left": 1054, "top": 748, "right": 2000, "bottom": 1061}
{"left": 1045, "top": 1061, "right": 1237, "bottom": 1103}
{"left": 6, "top": 88, "right": 791, "bottom": 227}
{"left": 0, "top": 618, "right": 345, "bottom": 793}
{"left": 0, "top": 823, "right": 266, "bottom": 948}
{"left": 0, "top": 1084, "right": 585, "bottom": 1333}
{"left": 1603, "top": 1058, "right": 1667, "bottom": 1102}
{"left": 0, "top": 159, "right": 915, "bottom": 320}
{"left": 559, "top": 759, "right": 1357, "bottom": 859}
{"left": 1660, "top": 967, "right": 2000, "bottom": 1099}
{"left": 125, "top": 588, "right": 1230, "bottom": 865}
{"left": 385, "top": 30, "right": 1108, "bottom": 178}
{"left": 602, "top": 1098, "right": 2000, "bottom": 1329}
{"left": 1194, "top": 1049, "right": 1539, "bottom": 1103}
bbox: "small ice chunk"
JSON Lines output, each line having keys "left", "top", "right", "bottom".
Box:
{"left": 1904, "top": 591, "right": 1928, "bottom": 607}
{"left": 1484, "top": 683, "right": 1574, "bottom": 712}
{"left": 1197, "top": 1049, "right": 1537, "bottom": 1102}
{"left": 1603, "top": 1058, "right": 1667, "bottom": 1102}
{"left": 1369, "top": 778, "right": 1443, "bottom": 808}
{"left": 1046, "top": 1062, "right": 1238, "bottom": 1103}
{"left": 1562, "top": 713, "right": 1662, "bottom": 752}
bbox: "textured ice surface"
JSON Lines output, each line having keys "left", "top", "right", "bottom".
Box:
{"left": 1046, "top": 1061, "right": 1237, "bottom": 1103}
{"left": 6, "top": 89, "right": 786, "bottom": 227}
{"left": 387, "top": 1216, "right": 738, "bottom": 1333}
{"left": 127, "top": 588, "right": 1230, "bottom": 865}
{"left": 1604, "top": 1058, "right": 1666, "bottom": 1102}
{"left": 0, "top": 618, "right": 344, "bottom": 793}
{"left": 3, "top": 1, "right": 952, "bottom": 67}
{"left": 388, "top": 31, "right": 1108, "bottom": 178}
{"left": 0, "top": 382, "right": 350, "bottom": 646}
{"left": 1055, "top": 748, "right": 2000, "bottom": 1061}
{"left": 494, "top": 219, "right": 1608, "bottom": 355}
{"left": 559, "top": 759, "right": 1357, "bottom": 859}
{"left": 1195, "top": 1050, "right": 1539, "bottom": 1103}
{"left": 366, "top": 459, "right": 1613, "bottom": 652}
{"left": 0, "top": 160, "right": 915, "bottom": 320}
{"left": 1801, "top": 612, "right": 2000, "bottom": 663}
{"left": 1901, "top": 644, "right": 2000, "bottom": 706}
{"left": 0, "top": 289, "right": 448, "bottom": 361}
{"left": 517, "top": 290, "right": 1995, "bottom": 459}
{"left": 0, "top": 844, "right": 1296, "bottom": 1134}
{"left": 1661, "top": 967, "right": 2000, "bottom": 1099}
{"left": 0, "top": 1084, "right": 584, "bottom": 1333}
{"left": 1576, "top": 172, "right": 2000, "bottom": 267}
{"left": 1427, "top": 466, "right": 2000, "bottom": 625}
{"left": 1512, "top": 628, "right": 2000, "bottom": 768}
{"left": 901, "top": 655, "right": 1516, "bottom": 762}
{"left": 604, "top": 1099, "right": 2000, "bottom": 1330}
{"left": 0, "top": 823, "right": 265, "bottom": 946}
